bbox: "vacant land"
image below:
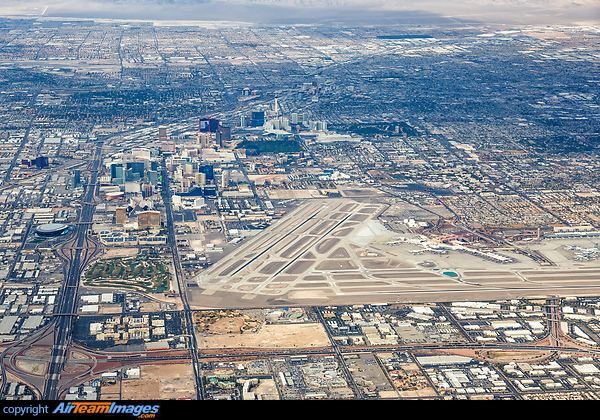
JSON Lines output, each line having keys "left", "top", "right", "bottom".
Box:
{"left": 197, "top": 322, "right": 331, "bottom": 349}
{"left": 119, "top": 363, "right": 196, "bottom": 400}
{"left": 193, "top": 310, "right": 260, "bottom": 334}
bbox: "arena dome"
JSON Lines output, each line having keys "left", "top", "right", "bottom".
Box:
{"left": 36, "top": 223, "right": 69, "bottom": 237}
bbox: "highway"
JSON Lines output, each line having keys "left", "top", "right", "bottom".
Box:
{"left": 0, "top": 138, "right": 105, "bottom": 400}
{"left": 161, "top": 159, "right": 205, "bottom": 400}
{"left": 41, "top": 138, "right": 104, "bottom": 400}
{"left": 1, "top": 123, "right": 598, "bottom": 400}
{"left": 1, "top": 104, "right": 38, "bottom": 187}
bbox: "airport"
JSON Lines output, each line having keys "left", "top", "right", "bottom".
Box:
{"left": 186, "top": 197, "right": 600, "bottom": 310}
{"left": 0, "top": 8, "right": 599, "bottom": 401}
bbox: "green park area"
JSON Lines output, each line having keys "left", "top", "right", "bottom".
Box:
{"left": 83, "top": 256, "right": 171, "bottom": 293}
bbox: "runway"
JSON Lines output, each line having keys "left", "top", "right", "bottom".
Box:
{"left": 186, "top": 198, "right": 600, "bottom": 309}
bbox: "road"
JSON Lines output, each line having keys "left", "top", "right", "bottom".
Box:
{"left": 41, "top": 138, "right": 104, "bottom": 399}
{"left": 0, "top": 136, "right": 105, "bottom": 400}
{"left": 1, "top": 116, "right": 598, "bottom": 400}
{"left": 161, "top": 159, "right": 205, "bottom": 400}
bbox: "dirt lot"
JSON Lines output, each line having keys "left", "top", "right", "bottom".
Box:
{"left": 197, "top": 322, "right": 331, "bottom": 349}
{"left": 101, "top": 248, "right": 139, "bottom": 258}
{"left": 119, "top": 363, "right": 196, "bottom": 400}
{"left": 253, "top": 378, "right": 280, "bottom": 400}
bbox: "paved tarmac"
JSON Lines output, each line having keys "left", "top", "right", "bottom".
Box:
{"left": 186, "top": 198, "right": 600, "bottom": 309}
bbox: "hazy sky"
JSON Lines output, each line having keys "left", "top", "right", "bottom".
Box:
{"left": 0, "top": 0, "right": 598, "bottom": 25}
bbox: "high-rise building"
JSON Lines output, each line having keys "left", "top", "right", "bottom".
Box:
{"left": 132, "top": 147, "right": 151, "bottom": 159}
{"left": 159, "top": 126, "right": 167, "bottom": 141}
{"left": 194, "top": 198, "right": 205, "bottom": 209}
{"left": 72, "top": 169, "right": 81, "bottom": 189}
{"left": 142, "top": 184, "right": 153, "bottom": 198}
{"left": 161, "top": 140, "right": 175, "bottom": 153}
{"left": 195, "top": 172, "right": 206, "bottom": 186}
{"left": 200, "top": 118, "right": 219, "bottom": 133}
{"left": 125, "top": 168, "right": 139, "bottom": 183}
{"left": 110, "top": 163, "right": 123, "bottom": 180}
{"left": 147, "top": 170, "right": 159, "bottom": 186}
{"left": 221, "top": 170, "right": 230, "bottom": 188}
{"left": 34, "top": 156, "right": 49, "bottom": 169}
{"left": 203, "top": 185, "right": 217, "bottom": 197}
{"left": 215, "top": 125, "right": 230, "bottom": 148}
{"left": 115, "top": 207, "right": 127, "bottom": 225}
{"left": 115, "top": 166, "right": 124, "bottom": 182}
{"left": 316, "top": 121, "right": 327, "bottom": 131}
{"left": 198, "top": 133, "right": 210, "bottom": 149}
{"left": 251, "top": 111, "right": 265, "bottom": 127}
{"left": 215, "top": 131, "right": 222, "bottom": 148}
{"left": 126, "top": 162, "right": 145, "bottom": 178}
{"left": 198, "top": 164, "right": 214, "bottom": 180}
{"left": 137, "top": 211, "right": 161, "bottom": 229}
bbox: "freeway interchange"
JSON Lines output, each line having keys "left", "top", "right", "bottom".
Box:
{"left": 2, "top": 136, "right": 600, "bottom": 401}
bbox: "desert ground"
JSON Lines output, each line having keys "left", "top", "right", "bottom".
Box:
{"left": 104, "top": 363, "right": 196, "bottom": 400}
{"left": 196, "top": 322, "right": 331, "bottom": 349}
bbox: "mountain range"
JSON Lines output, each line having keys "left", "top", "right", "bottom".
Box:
{"left": 0, "top": 0, "right": 598, "bottom": 25}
